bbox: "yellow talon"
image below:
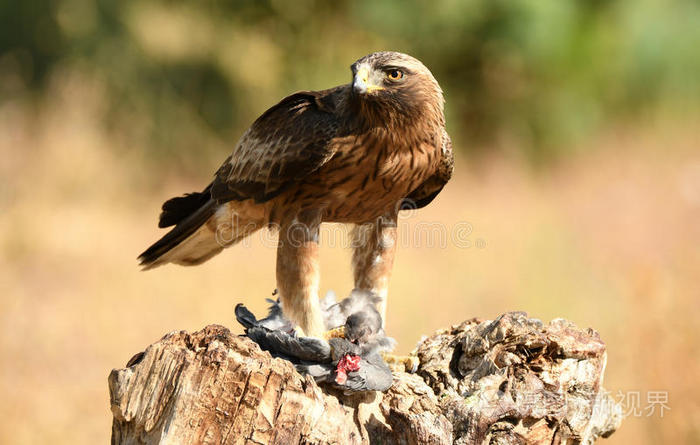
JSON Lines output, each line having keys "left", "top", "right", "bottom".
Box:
{"left": 381, "top": 352, "right": 419, "bottom": 373}
{"left": 323, "top": 326, "right": 346, "bottom": 340}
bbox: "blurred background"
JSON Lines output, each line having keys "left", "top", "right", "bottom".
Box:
{"left": 1, "top": 0, "right": 699, "bottom": 443}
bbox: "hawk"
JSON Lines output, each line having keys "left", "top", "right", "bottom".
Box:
{"left": 139, "top": 51, "right": 453, "bottom": 338}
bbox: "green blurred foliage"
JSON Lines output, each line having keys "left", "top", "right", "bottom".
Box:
{"left": 1, "top": 0, "right": 699, "bottom": 163}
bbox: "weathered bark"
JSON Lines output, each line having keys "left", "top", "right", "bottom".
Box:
{"left": 109, "top": 312, "right": 622, "bottom": 445}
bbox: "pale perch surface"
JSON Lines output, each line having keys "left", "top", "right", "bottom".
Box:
{"left": 109, "top": 312, "right": 622, "bottom": 444}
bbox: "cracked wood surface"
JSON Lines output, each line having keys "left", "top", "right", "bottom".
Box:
{"left": 109, "top": 312, "right": 622, "bottom": 445}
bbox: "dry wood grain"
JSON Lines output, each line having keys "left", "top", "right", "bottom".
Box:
{"left": 109, "top": 312, "right": 622, "bottom": 445}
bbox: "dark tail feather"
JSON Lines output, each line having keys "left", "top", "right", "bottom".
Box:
{"left": 158, "top": 188, "right": 211, "bottom": 228}
{"left": 247, "top": 327, "right": 332, "bottom": 362}
{"left": 138, "top": 198, "right": 217, "bottom": 268}
{"left": 235, "top": 303, "right": 259, "bottom": 330}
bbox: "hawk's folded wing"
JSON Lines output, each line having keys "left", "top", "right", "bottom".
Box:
{"left": 402, "top": 129, "right": 454, "bottom": 209}
{"left": 211, "top": 88, "right": 343, "bottom": 204}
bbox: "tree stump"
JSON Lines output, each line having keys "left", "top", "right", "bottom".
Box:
{"left": 109, "top": 312, "right": 622, "bottom": 444}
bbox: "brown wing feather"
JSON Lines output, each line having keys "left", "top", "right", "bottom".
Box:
{"left": 211, "top": 87, "right": 344, "bottom": 204}
{"left": 402, "top": 129, "right": 453, "bottom": 209}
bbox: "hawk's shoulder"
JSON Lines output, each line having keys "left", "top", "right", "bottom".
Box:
{"left": 212, "top": 86, "right": 349, "bottom": 203}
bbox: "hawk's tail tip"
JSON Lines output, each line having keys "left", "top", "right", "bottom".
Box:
{"left": 137, "top": 257, "right": 158, "bottom": 271}
{"left": 137, "top": 249, "right": 163, "bottom": 270}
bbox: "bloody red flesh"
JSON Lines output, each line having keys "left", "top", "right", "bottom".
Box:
{"left": 335, "top": 354, "right": 361, "bottom": 384}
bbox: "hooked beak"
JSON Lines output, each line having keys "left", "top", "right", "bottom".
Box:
{"left": 353, "top": 65, "right": 383, "bottom": 94}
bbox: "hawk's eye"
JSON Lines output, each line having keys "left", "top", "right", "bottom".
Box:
{"left": 386, "top": 69, "right": 404, "bottom": 81}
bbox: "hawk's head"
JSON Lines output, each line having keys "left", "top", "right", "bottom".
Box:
{"left": 350, "top": 51, "right": 444, "bottom": 128}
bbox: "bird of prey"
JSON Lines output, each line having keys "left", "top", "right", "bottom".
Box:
{"left": 235, "top": 290, "right": 395, "bottom": 392}
{"left": 139, "top": 51, "right": 453, "bottom": 338}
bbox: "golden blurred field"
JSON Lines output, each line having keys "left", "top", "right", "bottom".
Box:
{"left": 1, "top": 78, "right": 699, "bottom": 445}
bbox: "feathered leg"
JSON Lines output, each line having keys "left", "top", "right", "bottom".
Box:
{"left": 276, "top": 209, "right": 325, "bottom": 338}
{"left": 351, "top": 212, "right": 398, "bottom": 325}
{"left": 351, "top": 212, "right": 420, "bottom": 371}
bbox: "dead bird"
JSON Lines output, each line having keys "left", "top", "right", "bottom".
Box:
{"left": 235, "top": 289, "right": 394, "bottom": 392}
